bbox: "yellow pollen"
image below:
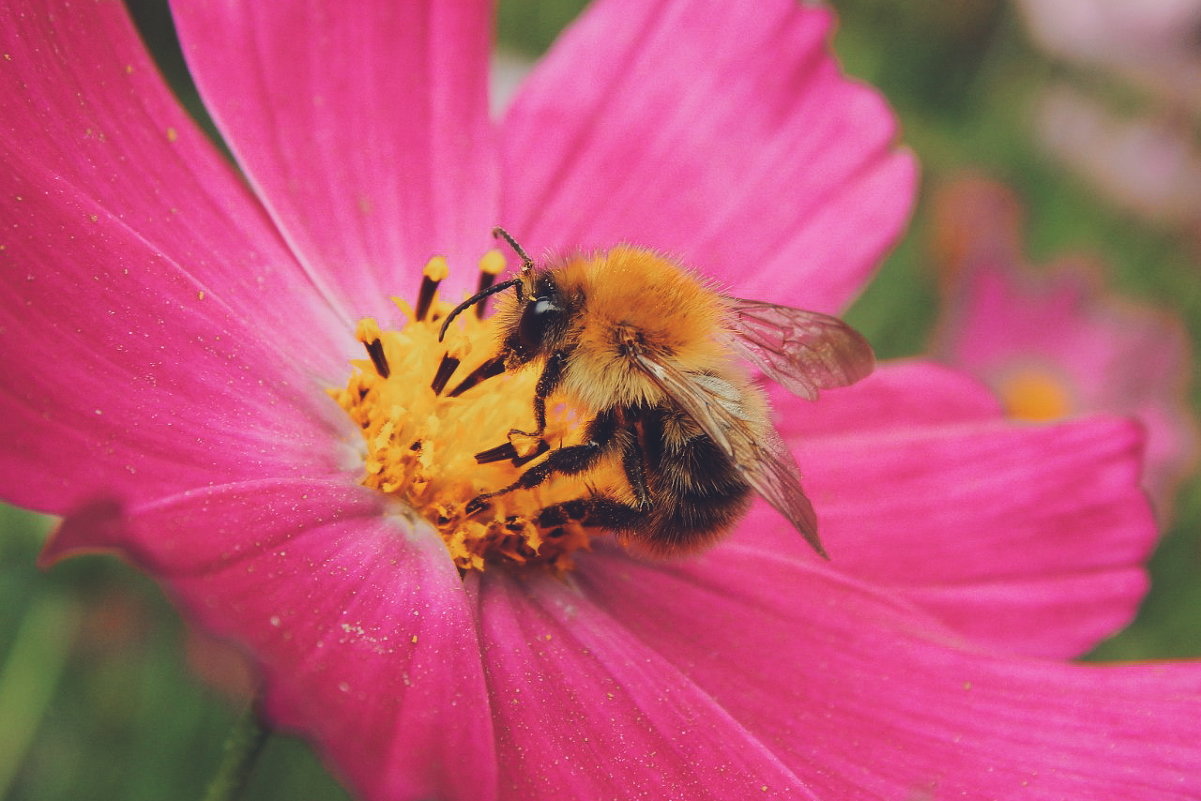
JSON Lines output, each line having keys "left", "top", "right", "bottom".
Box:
{"left": 479, "top": 248, "right": 506, "bottom": 276}
{"left": 333, "top": 266, "right": 602, "bottom": 573}
{"left": 998, "top": 366, "right": 1073, "bottom": 422}
{"left": 355, "top": 317, "right": 384, "bottom": 343}
{"left": 423, "top": 255, "right": 450, "bottom": 282}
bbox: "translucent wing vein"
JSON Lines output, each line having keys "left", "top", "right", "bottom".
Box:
{"left": 723, "top": 296, "right": 875, "bottom": 399}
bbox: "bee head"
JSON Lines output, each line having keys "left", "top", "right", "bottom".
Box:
{"left": 439, "top": 228, "right": 571, "bottom": 366}
{"left": 437, "top": 227, "right": 537, "bottom": 345}
{"left": 503, "top": 271, "right": 571, "bottom": 365}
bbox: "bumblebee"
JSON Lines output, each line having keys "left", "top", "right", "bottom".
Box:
{"left": 440, "top": 229, "right": 874, "bottom": 557}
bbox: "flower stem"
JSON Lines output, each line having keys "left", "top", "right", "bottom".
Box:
{"left": 201, "top": 701, "right": 270, "bottom": 801}
{"left": 0, "top": 591, "right": 81, "bottom": 799}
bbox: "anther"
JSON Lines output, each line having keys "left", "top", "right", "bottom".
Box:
{"left": 475, "top": 442, "right": 519, "bottom": 464}
{"left": 415, "top": 256, "right": 449, "bottom": 322}
{"left": 430, "top": 353, "right": 461, "bottom": 395}
{"left": 355, "top": 318, "right": 390, "bottom": 378}
{"left": 474, "top": 249, "right": 507, "bottom": 316}
{"left": 448, "top": 356, "right": 505, "bottom": 397}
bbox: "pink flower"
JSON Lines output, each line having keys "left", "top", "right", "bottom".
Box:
{"left": 1013, "top": 1, "right": 1201, "bottom": 228}
{"left": 2, "top": 2, "right": 1199, "bottom": 800}
{"left": 931, "top": 176, "right": 1200, "bottom": 514}
{"left": 1034, "top": 85, "right": 1201, "bottom": 228}
{"left": 1016, "top": 0, "right": 1201, "bottom": 111}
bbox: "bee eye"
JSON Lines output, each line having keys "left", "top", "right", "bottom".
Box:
{"left": 518, "top": 298, "right": 561, "bottom": 350}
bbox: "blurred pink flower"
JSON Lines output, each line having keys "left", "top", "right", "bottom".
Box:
{"left": 932, "top": 176, "right": 1200, "bottom": 513}
{"left": 1016, "top": 0, "right": 1201, "bottom": 110}
{"left": 1016, "top": 1, "right": 1201, "bottom": 229}
{"left": 2, "top": 2, "right": 1200, "bottom": 800}
{"left": 1035, "top": 85, "right": 1201, "bottom": 229}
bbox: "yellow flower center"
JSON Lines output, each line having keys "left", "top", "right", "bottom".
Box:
{"left": 998, "top": 366, "right": 1073, "bottom": 422}
{"left": 331, "top": 254, "right": 599, "bottom": 573}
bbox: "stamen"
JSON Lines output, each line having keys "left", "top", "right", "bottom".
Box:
{"left": 475, "top": 442, "right": 519, "bottom": 464}
{"left": 448, "top": 356, "right": 505, "bottom": 397}
{"left": 355, "top": 318, "right": 390, "bottom": 378}
{"left": 414, "top": 256, "right": 449, "bottom": 322}
{"left": 430, "top": 353, "right": 461, "bottom": 395}
{"left": 474, "top": 249, "right": 507, "bottom": 316}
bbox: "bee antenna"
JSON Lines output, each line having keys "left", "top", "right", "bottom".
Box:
{"left": 492, "top": 226, "right": 535, "bottom": 276}
{"left": 438, "top": 278, "right": 522, "bottom": 342}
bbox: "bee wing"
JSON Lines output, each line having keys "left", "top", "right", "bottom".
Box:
{"left": 723, "top": 297, "right": 875, "bottom": 400}
{"left": 631, "top": 353, "right": 826, "bottom": 558}
{"left": 736, "top": 426, "right": 824, "bottom": 558}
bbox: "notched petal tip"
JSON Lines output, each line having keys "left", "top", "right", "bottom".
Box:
{"left": 38, "top": 496, "right": 127, "bottom": 568}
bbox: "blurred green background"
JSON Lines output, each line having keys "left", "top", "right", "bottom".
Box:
{"left": 2, "top": 1, "right": 1199, "bottom": 799}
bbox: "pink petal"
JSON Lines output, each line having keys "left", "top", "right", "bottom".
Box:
{"left": 0, "top": 0, "right": 358, "bottom": 514}
{"left": 938, "top": 261, "right": 1111, "bottom": 387}
{"left": 766, "top": 360, "right": 1002, "bottom": 441}
{"left": 502, "top": 0, "right": 916, "bottom": 312}
{"left": 580, "top": 545, "right": 1201, "bottom": 800}
{"left": 0, "top": 0, "right": 349, "bottom": 374}
{"left": 751, "top": 365, "right": 1152, "bottom": 658}
{"left": 475, "top": 570, "right": 816, "bottom": 800}
{"left": 47, "top": 479, "right": 497, "bottom": 801}
{"left": 0, "top": 168, "right": 353, "bottom": 515}
{"left": 934, "top": 249, "right": 1200, "bottom": 511}
{"left": 789, "top": 414, "right": 1155, "bottom": 658}
{"left": 171, "top": 0, "right": 500, "bottom": 318}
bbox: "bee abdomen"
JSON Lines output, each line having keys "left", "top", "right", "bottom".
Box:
{"left": 637, "top": 408, "right": 754, "bottom": 553}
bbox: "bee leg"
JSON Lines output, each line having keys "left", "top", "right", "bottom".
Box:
{"left": 532, "top": 423, "right": 649, "bottom": 528}
{"left": 474, "top": 437, "right": 550, "bottom": 466}
{"left": 618, "top": 426, "right": 653, "bottom": 510}
{"left": 537, "top": 496, "right": 642, "bottom": 530}
{"left": 464, "top": 440, "right": 605, "bottom": 515}
{"left": 474, "top": 349, "right": 568, "bottom": 465}
{"left": 510, "top": 349, "right": 569, "bottom": 439}
{"left": 466, "top": 410, "right": 617, "bottom": 514}
{"left": 535, "top": 498, "right": 591, "bottom": 526}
